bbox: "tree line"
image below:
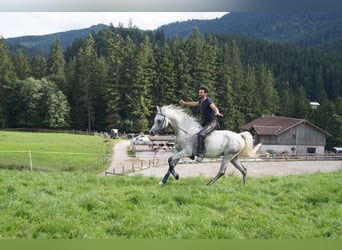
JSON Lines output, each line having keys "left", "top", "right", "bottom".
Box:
{"left": 0, "top": 26, "right": 341, "bottom": 148}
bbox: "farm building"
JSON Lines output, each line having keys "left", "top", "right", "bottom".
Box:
{"left": 241, "top": 115, "right": 330, "bottom": 155}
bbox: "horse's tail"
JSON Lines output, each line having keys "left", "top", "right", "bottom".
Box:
{"left": 239, "top": 131, "right": 262, "bottom": 157}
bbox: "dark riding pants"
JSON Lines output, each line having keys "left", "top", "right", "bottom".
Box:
{"left": 197, "top": 120, "right": 219, "bottom": 157}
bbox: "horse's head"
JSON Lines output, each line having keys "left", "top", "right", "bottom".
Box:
{"left": 150, "top": 106, "right": 169, "bottom": 135}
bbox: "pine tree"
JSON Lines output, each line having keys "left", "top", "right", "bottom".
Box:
{"left": 47, "top": 39, "right": 66, "bottom": 90}
{"left": 170, "top": 36, "right": 192, "bottom": 106}
{"left": 242, "top": 65, "right": 260, "bottom": 123}
{"left": 30, "top": 51, "right": 47, "bottom": 79}
{"left": 215, "top": 43, "right": 234, "bottom": 130}
{"left": 257, "top": 64, "right": 279, "bottom": 115}
{"left": 293, "top": 85, "right": 309, "bottom": 118}
{"left": 153, "top": 43, "right": 176, "bottom": 106}
{"left": 203, "top": 33, "right": 219, "bottom": 98}
{"left": 106, "top": 34, "right": 125, "bottom": 130}
{"left": 0, "top": 38, "right": 16, "bottom": 127}
{"left": 76, "top": 34, "right": 106, "bottom": 131}
{"left": 120, "top": 36, "right": 137, "bottom": 132}
{"left": 278, "top": 81, "right": 295, "bottom": 117}
{"left": 184, "top": 28, "right": 206, "bottom": 96}
{"left": 227, "top": 40, "right": 245, "bottom": 129}
{"left": 128, "top": 36, "right": 156, "bottom": 132}
{"left": 12, "top": 49, "right": 31, "bottom": 80}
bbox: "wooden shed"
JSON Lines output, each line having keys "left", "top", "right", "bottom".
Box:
{"left": 242, "top": 115, "right": 330, "bottom": 155}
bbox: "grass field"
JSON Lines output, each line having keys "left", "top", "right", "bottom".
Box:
{"left": 0, "top": 131, "right": 112, "bottom": 172}
{"left": 0, "top": 131, "right": 341, "bottom": 239}
{"left": 0, "top": 169, "right": 341, "bottom": 239}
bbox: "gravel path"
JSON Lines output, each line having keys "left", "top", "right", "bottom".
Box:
{"left": 103, "top": 139, "right": 342, "bottom": 178}
{"left": 100, "top": 140, "right": 135, "bottom": 176}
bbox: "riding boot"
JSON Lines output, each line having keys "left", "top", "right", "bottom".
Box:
{"left": 197, "top": 134, "right": 205, "bottom": 162}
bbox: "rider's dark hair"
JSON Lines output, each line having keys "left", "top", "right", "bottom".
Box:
{"left": 199, "top": 85, "right": 209, "bottom": 93}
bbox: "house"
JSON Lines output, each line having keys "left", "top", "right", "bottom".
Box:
{"left": 242, "top": 115, "right": 330, "bottom": 155}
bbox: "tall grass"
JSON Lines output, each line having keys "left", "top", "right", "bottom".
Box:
{"left": 0, "top": 169, "right": 341, "bottom": 239}
{"left": 0, "top": 131, "right": 111, "bottom": 172}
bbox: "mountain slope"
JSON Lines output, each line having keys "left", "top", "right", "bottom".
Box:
{"left": 159, "top": 12, "right": 342, "bottom": 48}
{"left": 5, "top": 24, "right": 108, "bottom": 56}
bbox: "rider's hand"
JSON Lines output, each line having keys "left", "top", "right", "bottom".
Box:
{"left": 179, "top": 100, "right": 186, "bottom": 105}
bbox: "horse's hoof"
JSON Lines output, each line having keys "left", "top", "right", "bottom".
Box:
{"left": 175, "top": 173, "right": 179, "bottom": 180}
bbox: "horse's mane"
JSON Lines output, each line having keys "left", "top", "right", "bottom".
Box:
{"left": 161, "top": 105, "right": 201, "bottom": 129}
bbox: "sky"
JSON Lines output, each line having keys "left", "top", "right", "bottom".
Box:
{"left": 0, "top": 12, "right": 227, "bottom": 39}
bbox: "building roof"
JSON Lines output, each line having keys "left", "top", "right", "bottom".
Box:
{"left": 242, "top": 115, "right": 330, "bottom": 136}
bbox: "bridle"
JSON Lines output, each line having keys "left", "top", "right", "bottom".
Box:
{"left": 156, "top": 111, "right": 190, "bottom": 135}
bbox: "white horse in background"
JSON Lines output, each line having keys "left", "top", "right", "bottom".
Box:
{"left": 149, "top": 105, "right": 261, "bottom": 185}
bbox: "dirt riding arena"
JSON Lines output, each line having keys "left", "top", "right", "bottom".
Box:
{"left": 103, "top": 140, "right": 342, "bottom": 178}
{"left": 128, "top": 159, "right": 342, "bottom": 178}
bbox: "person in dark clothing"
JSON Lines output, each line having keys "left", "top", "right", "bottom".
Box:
{"left": 179, "top": 85, "right": 223, "bottom": 162}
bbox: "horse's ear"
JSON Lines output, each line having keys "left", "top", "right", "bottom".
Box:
{"left": 157, "top": 106, "right": 161, "bottom": 113}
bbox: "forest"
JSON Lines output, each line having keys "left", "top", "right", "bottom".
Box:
{"left": 0, "top": 25, "right": 341, "bottom": 148}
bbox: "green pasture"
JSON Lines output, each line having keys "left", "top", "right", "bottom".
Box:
{"left": 0, "top": 169, "right": 341, "bottom": 239}
{"left": 0, "top": 131, "right": 112, "bottom": 172}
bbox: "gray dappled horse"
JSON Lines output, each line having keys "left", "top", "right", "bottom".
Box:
{"left": 150, "top": 105, "right": 261, "bottom": 185}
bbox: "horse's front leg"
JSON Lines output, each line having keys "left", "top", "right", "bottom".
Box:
{"left": 159, "top": 150, "right": 189, "bottom": 185}
{"left": 160, "top": 157, "right": 180, "bottom": 185}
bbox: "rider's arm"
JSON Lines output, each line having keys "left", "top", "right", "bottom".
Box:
{"left": 210, "top": 103, "right": 223, "bottom": 116}
{"left": 179, "top": 99, "right": 199, "bottom": 107}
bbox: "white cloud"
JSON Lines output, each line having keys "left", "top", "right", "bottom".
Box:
{"left": 0, "top": 12, "right": 227, "bottom": 38}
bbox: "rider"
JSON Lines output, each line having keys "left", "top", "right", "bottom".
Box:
{"left": 179, "top": 85, "right": 223, "bottom": 162}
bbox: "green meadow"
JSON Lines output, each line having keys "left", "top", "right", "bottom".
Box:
{"left": 0, "top": 170, "right": 341, "bottom": 239}
{"left": 0, "top": 131, "right": 111, "bottom": 172}
{"left": 0, "top": 130, "right": 341, "bottom": 239}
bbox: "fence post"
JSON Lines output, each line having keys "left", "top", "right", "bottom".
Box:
{"left": 28, "top": 151, "right": 33, "bottom": 171}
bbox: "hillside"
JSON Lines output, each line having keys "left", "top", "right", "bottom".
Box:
{"left": 5, "top": 24, "right": 108, "bottom": 56}
{"left": 5, "top": 12, "right": 342, "bottom": 57}
{"left": 159, "top": 12, "right": 342, "bottom": 49}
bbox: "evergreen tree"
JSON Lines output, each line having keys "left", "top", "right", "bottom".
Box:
{"left": 120, "top": 36, "right": 137, "bottom": 132}
{"left": 128, "top": 36, "right": 156, "bottom": 132}
{"left": 293, "top": 85, "right": 310, "bottom": 118}
{"left": 153, "top": 43, "right": 176, "bottom": 106}
{"left": 0, "top": 38, "right": 16, "bottom": 127}
{"left": 227, "top": 40, "right": 245, "bottom": 129}
{"left": 242, "top": 65, "right": 260, "bottom": 123}
{"left": 12, "top": 49, "right": 31, "bottom": 80}
{"left": 184, "top": 28, "right": 206, "bottom": 96}
{"left": 278, "top": 81, "right": 295, "bottom": 117}
{"left": 203, "top": 33, "right": 219, "bottom": 98}
{"left": 106, "top": 34, "right": 125, "bottom": 130}
{"left": 215, "top": 43, "right": 234, "bottom": 130}
{"left": 64, "top": 57, "right": 85, "bottom": 129}
{"left": 170, "top": 36, "right": 192, "bottom": 106}
{"left": 30, "top": 51, "right": 47, "bottom": 79}
{"left": 76, "top": 34, "right": 106, "bottom": 131}
{"left": 257, "top": 64, "right": 279, "bottom": 115}
{"left": 47, "top": 39, "right": 66, "bottom": 90}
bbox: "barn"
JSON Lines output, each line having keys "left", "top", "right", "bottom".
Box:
{"left": 242, "top": 115, "right": 330, "bottom": 156}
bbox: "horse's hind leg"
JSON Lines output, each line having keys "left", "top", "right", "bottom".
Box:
{"left": 231, "top": 157, "right": 247, "bottom": 184}
{"left": 207, "top": 154, "right": 232, "bottom": 185}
